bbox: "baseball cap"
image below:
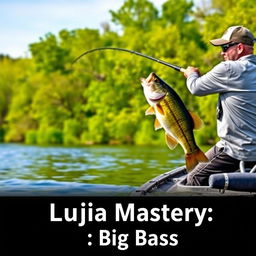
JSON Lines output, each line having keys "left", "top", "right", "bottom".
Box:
{"left": 210, "top": 26, "right": 255, "bottom": 46}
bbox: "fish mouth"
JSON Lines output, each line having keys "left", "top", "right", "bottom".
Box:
{"left": 146, "top": 72, "right": 157, "bottom": 83}
{"left": 149, "top": 93, "right": 166, "bottom": 102}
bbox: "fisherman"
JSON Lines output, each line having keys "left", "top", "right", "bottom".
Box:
{"left": 183, "top": 26, "right": 256, "bottom": 186}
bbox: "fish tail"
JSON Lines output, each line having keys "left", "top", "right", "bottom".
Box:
{"left": 185, "top": 149, "right": 209, "bottom": 172}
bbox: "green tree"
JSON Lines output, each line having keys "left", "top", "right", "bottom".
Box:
{"left": 161, "top": 0, "right": 193, "bottom": 26}
{"left": 29, "top": 33, "right": 70, "bottom": 73}
{"left": 2, "top": 0, "right": 255, "bottom": 146}
{"left": 110, "top": 0, "right": 158, "bottom": 30}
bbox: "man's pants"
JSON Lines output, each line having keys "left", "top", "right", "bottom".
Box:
{"left": 186, "top": 145, "right": 256, "bottom": 186}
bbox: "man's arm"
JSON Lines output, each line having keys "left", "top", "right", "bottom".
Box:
{"left": 182, "top": 62, "right": 229, "bottom": 96}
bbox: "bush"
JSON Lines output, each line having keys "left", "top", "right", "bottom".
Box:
{"left": 134, "top": 119, "right": 165, "bottom": 145}
{"left": 25, "top": 130, "right": 37, "bottom": 144}
{"left": 63, "top": 119, "right": 80, "bottom": 145}
{"left": 0, "top": 128, "right": 4, "bottom": 142}
{"left": 37, "top": 127, "right": 63, "bottom": 145}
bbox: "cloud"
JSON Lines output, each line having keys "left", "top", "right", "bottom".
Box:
{"left": 1, "top": 0, "right": 123, "bottom": 32}
{"left": 0, "top": 0, "right": 167, "bottom": 57}
{"left": 0, "top": 0, "right": 122, "bottom": 57}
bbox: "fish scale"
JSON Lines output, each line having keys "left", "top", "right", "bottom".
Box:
{"left": 158, "top": 96, "right": 197, "bottom": 154}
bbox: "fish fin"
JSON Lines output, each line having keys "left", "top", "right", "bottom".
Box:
{"left": 189, "top": 111, "right": 204, "bottom": 130}
{"left": 185, "top": 149, "right": 209, "bottom": 172}
{"left": 145, "top": 106, "right": 155, "bottom": 115}
{"left": 165, "top": 133, "right": 178, "bottom": 149}
{"left": 154, "top": 118, "right": 162, "bottom": 130}
{"left": 156, "top": 104, "right": 165, "bottom": 115}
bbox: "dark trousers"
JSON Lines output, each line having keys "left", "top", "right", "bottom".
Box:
{"left": 186, "top": 145, "right": 256, "bottom": 186}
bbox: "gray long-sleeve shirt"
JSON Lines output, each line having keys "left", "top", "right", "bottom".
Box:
{"left": 186, "top": 54, "right": 256, "bottom": 161}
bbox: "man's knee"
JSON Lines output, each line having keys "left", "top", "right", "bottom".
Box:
{"left": 186, "top": 172, "right": 199, "bottom": 186}
{"left": 186, "top": 170, "right": 208, "bottom": 186}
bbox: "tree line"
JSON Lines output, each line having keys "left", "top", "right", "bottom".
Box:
{"left": 0, "top": 0, "right": 255, "bottom": 146}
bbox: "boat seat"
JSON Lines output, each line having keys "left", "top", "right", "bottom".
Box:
{"left": 209, "top": 172, "right": 256, "bottom": 192}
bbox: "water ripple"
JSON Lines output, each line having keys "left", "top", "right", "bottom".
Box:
{"left": 0, "top": 143, "right": 187, "bottom": 195}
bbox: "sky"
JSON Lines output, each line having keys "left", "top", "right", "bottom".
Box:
{"left": 0, "top": 0, "right": 168, "bottom": 58}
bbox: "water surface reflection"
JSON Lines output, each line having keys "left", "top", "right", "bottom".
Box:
{"left": 0, "top": 144, "right": 185, "bottom": 195}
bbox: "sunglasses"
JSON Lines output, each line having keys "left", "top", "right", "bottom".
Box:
{"left": 221, "top": 42, "right": 239, "bottom": 52}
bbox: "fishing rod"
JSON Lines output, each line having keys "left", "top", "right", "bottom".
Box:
{"left": 72, "top": 47, "right": 185, "bottom": 73}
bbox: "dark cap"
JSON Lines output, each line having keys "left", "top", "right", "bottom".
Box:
{"left": 210, "top": 26, "right": 255, "bottom": 46}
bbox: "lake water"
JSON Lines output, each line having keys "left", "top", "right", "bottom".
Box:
{"left": 0, "top": 143, "right": 191, "bottom": 196}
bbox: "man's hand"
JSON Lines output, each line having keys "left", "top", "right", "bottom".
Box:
{"left": 182, "top": 66, "right": 200, "bottom": 78}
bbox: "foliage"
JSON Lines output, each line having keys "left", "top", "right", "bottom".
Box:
{"left": 0, "top": 0, "right": 254, "bottom": 146}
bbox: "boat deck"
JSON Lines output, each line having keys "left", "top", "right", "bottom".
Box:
{"left": 133, "top": 166, "right": 256, "bottom": 196}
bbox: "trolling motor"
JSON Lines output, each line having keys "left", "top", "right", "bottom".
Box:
{"left": 72, "top": 47, "right": 186, "bottom": 73}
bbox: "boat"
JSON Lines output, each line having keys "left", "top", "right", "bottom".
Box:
{"left": 133, "top": 161, "right": 256, "bottom": 196}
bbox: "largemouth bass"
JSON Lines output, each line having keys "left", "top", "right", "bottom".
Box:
{"left": 141, "top": 72, "right": 208, "bottom": 171}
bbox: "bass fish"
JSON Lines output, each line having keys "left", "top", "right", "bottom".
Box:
{"left": 141, "top": 72, "right": 208, "bottom": 172}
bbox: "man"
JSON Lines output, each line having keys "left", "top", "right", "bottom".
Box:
{"left": 183, "top": 25, "right": 256, "bottom": 186}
